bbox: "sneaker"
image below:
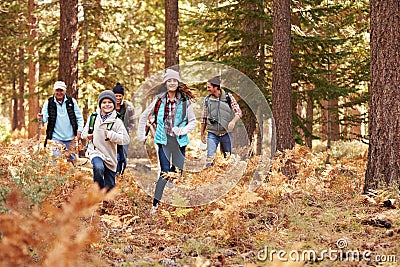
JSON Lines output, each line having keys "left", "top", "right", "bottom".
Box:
{"left": 149, "top": 205, "right": 158, "bottom": 215}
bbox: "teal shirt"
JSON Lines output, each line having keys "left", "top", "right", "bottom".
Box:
{"left": 41, "top": 95, "right": 84, "bottom": 141}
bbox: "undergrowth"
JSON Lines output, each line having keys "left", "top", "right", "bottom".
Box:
{"left": 0, "top": 139, "right": 399, "bottom": 267}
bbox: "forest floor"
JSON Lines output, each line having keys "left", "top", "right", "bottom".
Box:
{"left": 0, "top": 138, "right": 399, "bottom": 267}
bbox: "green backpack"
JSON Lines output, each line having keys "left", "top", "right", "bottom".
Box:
{"left": 87, "top": 112, "right": 126, "bottom": 173}
{"left": 88, "top": 112, "right": 121, "bottom": 135}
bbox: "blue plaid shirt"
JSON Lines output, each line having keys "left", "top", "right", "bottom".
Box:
{"left": 100, "top": 112, "right": 113, "bottom": 122}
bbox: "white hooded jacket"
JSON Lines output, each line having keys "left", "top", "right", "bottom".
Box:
{"left": 82, "top": 108, "right": 130, "bottom": 171}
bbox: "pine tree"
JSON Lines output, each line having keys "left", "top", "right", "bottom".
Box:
{"left": 364, "top": 1, "right": 400, "bottom": 192}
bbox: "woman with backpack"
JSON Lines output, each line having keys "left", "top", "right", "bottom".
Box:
{"left": 82, "top": 90, "right": 130, "bottom": 192}
{"left": 137, "top": 69, "right": 196, "bottom": 214}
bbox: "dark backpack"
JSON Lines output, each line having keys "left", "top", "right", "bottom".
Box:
{"left": 204, "top": 91, "right": 232, "bottom": 109}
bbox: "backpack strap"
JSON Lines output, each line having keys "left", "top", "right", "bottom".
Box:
{"left": 225, "top": 92, "right": 232, "bottom": 109}
{"left": 106, "top": 121, "right": 115, "bottom": 131}
{"left": 152, "top": 94, "right": 188, "bottom": 129}
{"left": 204, "top": 95, "right": 210, "bottom": 107}
{"left": 104, "top": 121, "right": 115, "bottom": 141}
{"left": 88, "top": 112, "right": 98, "bottom": 135}
{"left": 205, "top": 91, "right": 232, "bottom": 109}
{"left": 87, "top": 112, "right": 121, "bottom": 145}
{"left": 177, "top": 97, "right": 188, "bottom": 127}
{"left": 220, "top": 90, "right": 232, "bottom": 109}
{"left": 151, "top": 96, "right": 163, "bottom": 127}
{"left": 104, "top": 113, "right": 121, "bottom": 141}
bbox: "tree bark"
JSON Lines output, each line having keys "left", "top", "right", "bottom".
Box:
{"left": 272, "top": 0, "right": 294, "bottom": 152}
{"left": 164, "top": 0, "right": 179, "bottom": 68}
{"left": 59, "top": 0, "right": 79, "bottom": 99}
{"left": 330, "top": 98, "right": 340, "bottom": 141}
{"left": 364, "top": 1, "right": 400, "bottom": 192}
{"left": 305, "top": 94, "right": 313, "bottom": 148}
{"left": 12, "top": 78, "right": 18, "bottom": 131}
{"left": 240, "top": 1, "right": 260, "bottom": 148}
{"left": 18, "top": 48, "right": 25, "bottom": 130}
{"left": 28, "top": 0, "right": 39, "bottom": 139}
{"left": 82, "top": 0, "right": 89, "bottom": 120}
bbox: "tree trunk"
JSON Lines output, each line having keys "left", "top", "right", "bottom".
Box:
{"left": 330, "top": 98, "right": 340, "bottom": 141}
{"left": 320, "top": 100, "right": 327, "bottom": 141}
{"left": 240, "top": 1, "right": 260, "bottom": 149}
{"left": 82, "top": 0, "right": 89, "bottom": 120}
{"left": 320, "top": 98, "right": 339, "bottom": 142}
{"left": 350, "top": 107, "right": 362, "bottom": 139}
{"left": 364, "top": 1, "right": 400, "bottom": 192}
{"left": 17, "top": 48, "right": 25, "bottom": 130}
{"left": 144, "top": 45, "right": 150, "bottom": 78}
{"left": 59, "top": 0, "right": 79, "bottom": 99}
{"left": 164, "top": 0, "right": 179, "bottom": 68}
{"left": 305, "top": 94, "right": 313, "bottom": 148}
{"left": 272, "top": 0, "right": 294, "bottom": 152}
{"left": 12, "top": 78, "right": 18, "bottom": 131}
{"left": 28, "top": 0, "right": 39, "bottom": 139}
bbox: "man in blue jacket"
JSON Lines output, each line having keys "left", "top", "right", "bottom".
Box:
{"left": 37, "top": 81, "right": 84, "bottom": 164}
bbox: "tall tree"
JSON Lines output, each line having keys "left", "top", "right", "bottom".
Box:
{"left": 11, "top": 79, "right": 18, "bottom": 131}
{"left": 272, "top": 0, "right": 293, "bottom": 151}
{"left": 291, "top": 0, "right": 369, "bottom": 146}
{"left": 28, "top": 0, "right": 39, "bottom": 139}
{"left": 185, "top": 0, "right": 273, "bottom": 150}
{"left": 18, "top": 48, "right": 25, "bottom": 130}
{"left": 364, "top": 1, "right": 400, "bottom": 192}
{"left": 165, "top": 0, "right": 179, "bottom": 68}
{"left": 81, "top": 0, "right": 89, "bottom": 120}
{"left": 59, "top": 0, "right": 79, "bottom": 99}
{"left": 240, "top": 1, "right": 261, "bottom": 147}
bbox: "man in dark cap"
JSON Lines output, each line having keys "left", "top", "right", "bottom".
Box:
{"left": 200, "top": 76, "right": 242, "bottom": 167}
{"left": 113, "top": 82, "right": 135, "bottom": 175}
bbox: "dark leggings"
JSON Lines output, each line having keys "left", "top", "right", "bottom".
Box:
{"left": 153, "top": 136, "right": 186, "bottom": 206}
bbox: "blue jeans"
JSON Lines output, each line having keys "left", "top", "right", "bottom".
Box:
{"left": 207, "top": 132, "right": 232, "bottom": 158}
{"left": 91, "top": 156, "right": 116, "bottom": 191}
{"left": 153, "top": 135, "right": 186, "bottom": 206}
{"left": 52, "top": 138, "right": 76, "bottom": 162}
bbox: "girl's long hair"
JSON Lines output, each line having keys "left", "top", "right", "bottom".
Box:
{"left": 178, "top": 83, "right": 196, "bottom": 100}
